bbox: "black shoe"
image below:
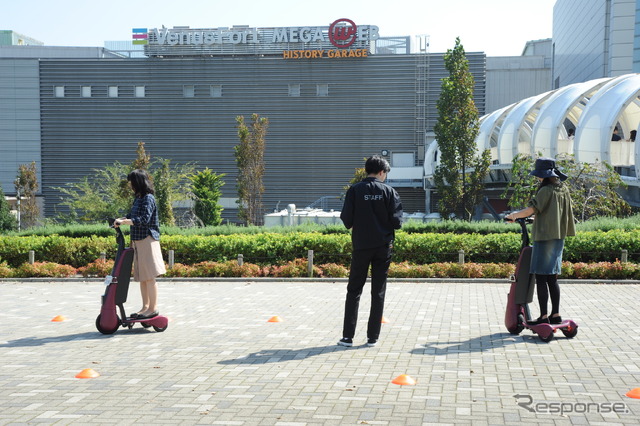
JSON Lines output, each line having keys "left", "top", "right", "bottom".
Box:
{"left": 529, "top": 316, "right": 550, "bottom": 325}
{"left": 550, "top": 315, "right": 563, "bottom": 324}
{"left": 130, "top": 313, "right": 139, "bottom": 319}
{"left": 137, "top": 311, "right": 159, "bottom": 319}
{"left": 367, "top": 339, "right": 378, "bottom": 347}
{"left": 337, "top": 338, "right": 353, "bottom": 347}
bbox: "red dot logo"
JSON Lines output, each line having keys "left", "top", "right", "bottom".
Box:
{"left": 329, "top": 18, "right": 357, "bottom": 48}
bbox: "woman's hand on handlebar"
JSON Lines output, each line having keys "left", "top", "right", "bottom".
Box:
{"left": 504, "top": 206, "right": 535, "bottom": 223}
{"left": 504, "top": 213, "right": 516, "bottom": 222}
{"left": 113, "top": 217, "right": 129, "bottom": 227}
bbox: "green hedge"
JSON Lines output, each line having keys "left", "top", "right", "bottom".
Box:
{"left": 6, "top": 214, "right": 640, "bottom": 239}
{"left": 0, "top": 236, "right": 114, "bottom": 267}
{"left": 1, "top": 230, "right": 639, "bottom": 268}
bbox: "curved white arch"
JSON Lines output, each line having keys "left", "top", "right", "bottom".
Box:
{"left": 477, "top": 104, "right": 514, "bottom": 162}
{"left": 574, "top": 74, "right": 640, "bottom": 164}
{"left": 497, "top": 91, "right": 553, "bottom": 164}
{"left": 531, "top": 78, "right": 609, "bottom": 158}
{"left": 423, "top": 139, "right": 439, "bottom": 178}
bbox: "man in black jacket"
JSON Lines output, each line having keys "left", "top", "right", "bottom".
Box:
{"left": 338, "top": 156, "right": 403, "bottom": 347}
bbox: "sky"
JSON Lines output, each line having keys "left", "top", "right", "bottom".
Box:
{"left": 2, "top": 0, "right": 556, "bottom": 56}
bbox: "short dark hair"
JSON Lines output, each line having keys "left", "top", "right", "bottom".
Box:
{"left": 365, "top": 155, "right": 391, "bottom": 175}
{"left": 127, "top": 169, "right": 155, "bottom": 197}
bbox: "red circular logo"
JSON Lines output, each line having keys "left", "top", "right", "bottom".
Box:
{"left": 329, "top": 18, "right": 357, "bottom": 48}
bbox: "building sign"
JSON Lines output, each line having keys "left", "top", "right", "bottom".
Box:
{"left": 283, "top": 49, "right": 369, "bottom": 59}
{"left": 137, "top": 19, "right": 379, "bottom": 58}
{"left": 329, "top": 18, "right": 358, "bottom": 48}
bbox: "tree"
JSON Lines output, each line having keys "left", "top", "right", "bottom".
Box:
{"left": 189, "top": 168, "right": 226, "bottom": 226}
{"left": 55, "top": 142, "right": 194, "bottom": 224}
{"left": 131, "top": 141, "right": 151, "bottom": 170}
{"left": 0, "top": 185, "right": 17, "bottom": 232}
{"left": 503, "top": 153, "right": 631, "bottom": 221}
{"left": 56, "top": 162, "right": 132, "bottom": 222}
{"left": 234, "top": 113, "right": 268, "bottom": 225}
{"left": 153, "top": 159, "right": 175, "bottom": 226}
{"left": 14, "top": 161, "right": 40, "bottom": 229}
{"left": 433, "top": 37, "right": 491, "bottom": 221}
{"left": 341, "top": 160, "right": 368, "bottom": 200}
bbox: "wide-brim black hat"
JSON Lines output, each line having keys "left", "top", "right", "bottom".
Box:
{"left": 529, "top": 157, "right": 568, "bottom": 181}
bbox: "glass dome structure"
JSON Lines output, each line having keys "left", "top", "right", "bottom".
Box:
{"left": 425, "top": 74, "right": 640, "bottom": 188}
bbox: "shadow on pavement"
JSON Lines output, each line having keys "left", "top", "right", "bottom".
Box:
{"left": 0, "top": 329, "right": 155, "bottom": 347}
{"left": 410, "top": 332, "right": 543, "bottom": 355}
{"left": 218, "top": 344, "right": 363, "bottom": 365}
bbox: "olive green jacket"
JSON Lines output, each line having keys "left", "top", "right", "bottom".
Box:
{"left": 528, "top": 183, "right": 576, "bottom": 241}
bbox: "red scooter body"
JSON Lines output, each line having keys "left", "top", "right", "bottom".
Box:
{"left": 96, "top": 219, "right": 168, "bottom": 334}
{"left": 505, "top": 218, "right": 578, "bottom": 342}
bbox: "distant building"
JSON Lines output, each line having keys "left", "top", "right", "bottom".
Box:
{"left": 552, "top": 0, "right": 638, "bottom": 88}
{"left": 104, "top": 41, "right": 146, "bottom": 58}
{"left": 0, "top": 23, "right": 486, "bottom": 221}
{"left": 0, "top": 30, "right": 43, "bottom": 46}
{"left": 486, "top": 39, "right": 552, "bottom": 112}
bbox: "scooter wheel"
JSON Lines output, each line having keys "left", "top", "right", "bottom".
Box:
{"left": 539, "top": 331, "right": 554, "bottom": 343}
{"left": 140, "top": 322, "right": 152, "bottom": 328}
{"left": 561, "top": 324, "right": 578, "bottom": 338}
{"left": 95, "top": 314, "right": 119, "bottom": 335}
{"left": 510, "top": 313, "right": 525, "bottom": 335}
{"left": 153, "top": 325, "right": 167, "bottom": 332}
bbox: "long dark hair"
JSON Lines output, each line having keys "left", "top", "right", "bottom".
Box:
{"left": 127, "top": 169, "right": 155, "bottom": 197}
{"left": 537, "top": 176, "right": 559, "bottom": 192}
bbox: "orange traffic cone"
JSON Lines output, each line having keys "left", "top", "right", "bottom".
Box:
{"left": 267, "top": 315, "right": 283, "bottom": 322}
{"left": 392, "top": 374, "right": 416, "bottom": 385}
{"left": 381, "top": 316, "right": 390, "bottom": 323}
{"left": 51, "top": 315, "right": 67, "bottom": 322}
{"left": 75, "top": 368, "right": 100, "bottom": 379}
{"left": 626, "top": 388, "right": 640, "bottom": 399}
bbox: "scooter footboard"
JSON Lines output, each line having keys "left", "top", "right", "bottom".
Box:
{"left": 514, "top": 246, "right": 535, "bottom": 305}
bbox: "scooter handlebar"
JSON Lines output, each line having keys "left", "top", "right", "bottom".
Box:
{"left": 503, "top": 216, "right": 533, "bottom": 224}
{"left": 503, "top": 215, "right": 532, "bottom": 248}
{"left": 107, "top": 218, "right": 125, "bottom": 246}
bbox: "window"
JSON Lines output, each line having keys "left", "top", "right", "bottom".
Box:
{"left": 134, "top": 86, "right": 145, "bottom": 98}
{"left": 108, "top": 86, "right": 118, "bottom": 98}
{"left": 81, "top": 86, "right": 91, "bottom": 98}
{"left": 391, "top": 152, "right": 415, "bottom": 167}
{"left": 210, "top": 85, "right": 222, "bottom": 97}
{"left": 316, "top": 84, "right": 329, "bottom": 97}
{"left": 288, "top": 84, "right": 301, "bottom": 97}
{"left": 183, "top": 85, "right": 195, "bottom": 97}
{"left": 54, "top": 86, "right": 65, "bottom": 97}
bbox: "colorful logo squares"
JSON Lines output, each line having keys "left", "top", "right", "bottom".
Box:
{"left": 132, "top": 28, "right": 148, "bottom": 45}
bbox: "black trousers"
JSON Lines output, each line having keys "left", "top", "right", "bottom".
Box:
{"left": 342, "top": 244, "right": 393, "bottom": 340}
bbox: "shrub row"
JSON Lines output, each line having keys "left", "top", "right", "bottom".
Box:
{"left": 2, "top": 259, "right": 640, "bottom": 280}
{"left": 10, "top": 214, "right": 640, "bottom": 238}
{"left": 1, "top": 230, "right": 639, "bottom": 268}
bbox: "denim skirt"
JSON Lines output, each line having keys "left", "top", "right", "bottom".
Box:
{"left": 530, "top": 239, "right": 565, "bottom": 275}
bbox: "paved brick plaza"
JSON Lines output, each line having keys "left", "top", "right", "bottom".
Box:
{"left": 1, "top": 279, "right": 639, "bottom": 424}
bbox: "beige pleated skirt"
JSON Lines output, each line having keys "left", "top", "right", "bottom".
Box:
{"left": 132, "top": 236, "right": 167, "bottom": 282}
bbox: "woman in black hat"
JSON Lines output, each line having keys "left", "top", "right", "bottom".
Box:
{"left": 505, "top": 158, "right": 575, "bottom": 325}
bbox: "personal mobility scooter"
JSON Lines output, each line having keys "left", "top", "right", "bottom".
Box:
{"left": 95, "top": 219, "right": 168, "bottom": 334}
{"left": 504, "top": 217, "right": 578, "bottom": 342}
